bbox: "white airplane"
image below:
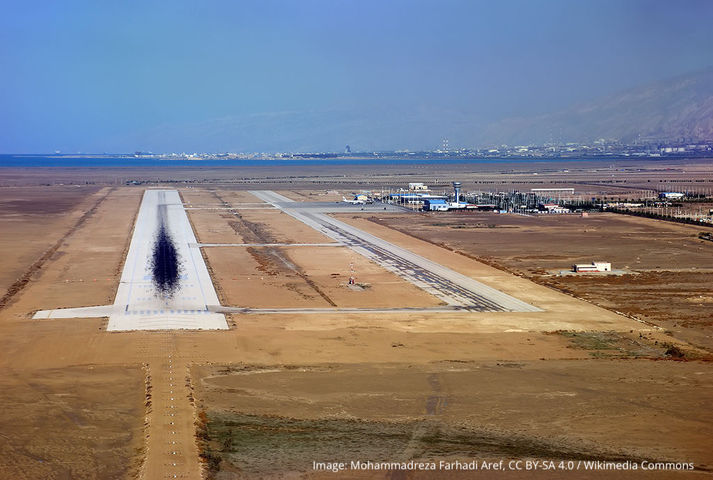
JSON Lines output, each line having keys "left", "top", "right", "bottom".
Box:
{"left": 342, "top": 196, "right": 365, "bottom": 205}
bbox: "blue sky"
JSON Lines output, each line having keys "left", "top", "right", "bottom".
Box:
{"left": 1, "top": 0, "right": 712, "bottom": 153}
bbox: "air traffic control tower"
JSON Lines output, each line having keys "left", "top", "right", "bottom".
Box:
{"left": 453, "top": 182, "right": 462, "bottom": 203}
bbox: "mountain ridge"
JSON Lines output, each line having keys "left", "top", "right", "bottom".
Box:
{"left": 479, "top": 66, "right": 713, "bottom": 146}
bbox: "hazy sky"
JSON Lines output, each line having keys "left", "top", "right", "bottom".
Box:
{"left": 1, "top": 0, "right": 712, "bottom": 153}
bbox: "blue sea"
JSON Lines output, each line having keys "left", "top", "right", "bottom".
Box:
{"left": 0, "top": 154, "right": 607, "bottom": 168}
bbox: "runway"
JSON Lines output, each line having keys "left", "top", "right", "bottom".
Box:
{"left": 33, "top": 188, "right": 538, "bottom": 326}
{"left": 211, "top": 305, "right": 475, "bottom": 314}
{"left": 251, "top": 190, "right": 540, "bottom": 312}
{"left": 34, "top": 190, "right": 228, "bottom": 331}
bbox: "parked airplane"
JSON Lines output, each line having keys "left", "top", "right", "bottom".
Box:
{"left": 342, "top": 196, "right": 366, "bottom": 205}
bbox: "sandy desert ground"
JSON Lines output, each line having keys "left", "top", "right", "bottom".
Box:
{"left": 0, "top": 160, "right": 711, "bottom": 479}
{"left": 363, "top": 211, "right": 713, "bottom": 350}
{"left": 0, "top": 185, "right": 102, "bottom": 300}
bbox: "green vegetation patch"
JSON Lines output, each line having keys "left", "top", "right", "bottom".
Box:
{"left": 200, "top": 412, "right": 632, "bottom": 478}
{"left": 559, "top": 331, "right": 622, "bottom": 351}
{"left": 555, "top": 330, "right": 667, "bottom": 359}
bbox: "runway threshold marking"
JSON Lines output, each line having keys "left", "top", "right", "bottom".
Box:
{"left": 193, "top": 242, "right": 343, "bottom": 247}
{"left": 33, "top": 190, "right": 228, "bottom": 330}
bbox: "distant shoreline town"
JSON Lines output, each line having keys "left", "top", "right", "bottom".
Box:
{"left": 5, "top": 139, "right": 713, "bottom": 161}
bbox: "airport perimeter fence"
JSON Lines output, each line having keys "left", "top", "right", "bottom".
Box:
{"left": 607, "top": 207, "right": 713, "bottom": 228}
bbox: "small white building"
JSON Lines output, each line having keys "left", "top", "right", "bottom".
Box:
{"left": 659, "top": 192, "right": 685, "bottom": 200}
{"left": 573, "top": 262, "right": 611, "bottom": 273}
{"left": 541, "top": 203, "right": 571, "bottom": 214}
{"left": 423, "top": 198, "right": 449, "bottom": 211}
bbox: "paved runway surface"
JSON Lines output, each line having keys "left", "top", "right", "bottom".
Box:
{"left": 34, "top": 188, "right": 538, "bottom": 327}
{"left": 34, "top": 190, "right": 228, "bottom": 330}
{"left": 251, "top": 190, "right": 540, "bottom": 312}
